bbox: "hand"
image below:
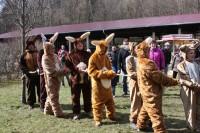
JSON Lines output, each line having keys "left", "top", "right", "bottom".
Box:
{"left": 117, "top": 70, "right": 121, "bottom": 74}
{"left": 63, "top": 66, "right": 68, "bottom": 74}
{"left": 107, "top": 70, "right": 117, "bottom": 77}
{"left": 178, "top": 79, "right": 184, "bottom": 85}
{"left": 79, "top": 69, "right": 87, "bottom": 73}
{"left": 178, "top": 79, "right": 193, "bottom": 87}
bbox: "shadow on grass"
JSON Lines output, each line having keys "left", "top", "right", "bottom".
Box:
{"left": 166, "top": 118, "right": 191, "bottom": 133}
{"left": 114, "top": 95, "right": 130, "bottom": 98}
{"left": 61, "top": 104, "right": 72, "bottom": 110}
{"left": 115, "top": 111, "right": 130, "bottom": 124}
{"left": 163, "top": 93, "right": 180, "bottom": 97}
{"left": 115, "top": 103, "right": 130, "bottom": 110}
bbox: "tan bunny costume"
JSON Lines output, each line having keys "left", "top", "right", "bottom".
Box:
{"left": 126, "top": 42, "right": 142, "bottom": 124}
{"left": 88, "top": 33, "right": 117, "bottom": 126}
{"left": 42, "top": 33, "right": 67, "bottom": 117}
{"left": 177, "top": 43, "right": 200, "bottom": 131}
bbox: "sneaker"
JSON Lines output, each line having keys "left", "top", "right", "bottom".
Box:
{"left": 130, "top": 122, "right": 138, "bottom": 130}
{"left": 73, "top": 114, "right": 80, "bottom": 120}
{"left": 95, "top": 121, "right": 102, "bottom": 127}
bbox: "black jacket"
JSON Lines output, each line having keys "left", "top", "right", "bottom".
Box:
{"left": 118, "top": 45, "right": 130, "bottom": 73}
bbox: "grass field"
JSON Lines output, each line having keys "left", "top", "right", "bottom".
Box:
{"left": 0, "top": 80, "right": 192, "bottom": 133}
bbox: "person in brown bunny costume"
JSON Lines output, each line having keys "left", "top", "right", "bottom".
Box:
{"left": 135, "top": 37, "right": 179, "bottom": 133}
{"left": 88, "top": 33, "right": 117, "bottom": 127}
{"left": 64, "top": 32, "right": 92, "bottom": 120}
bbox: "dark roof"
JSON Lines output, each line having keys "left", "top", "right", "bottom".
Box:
{"left": 1, "top": 13, "right": 200, "bottom": 39}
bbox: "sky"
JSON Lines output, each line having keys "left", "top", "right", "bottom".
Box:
{"left": 0, "top": 1, "right": 4, "bottom": 12}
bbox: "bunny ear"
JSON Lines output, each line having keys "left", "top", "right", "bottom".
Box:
{"left": 65, "top": 36, "right": 76, "bottom": 43}
{"left": 91, "top": 40, "right": 100, "bottom": 46}
{"left": 40, "top": 33, "right": 47, "bottom": 43}
{"left": 49, "top": 32, "right": 59, "bottom": 44}
{"left": 105, "top": 33, "right": 115, "bottom": 45}
{"left": 144, "top": 37, "right": 153, "bottom": 45}
{"left": 80, "top": 32, "right": 90, "bottom": 40}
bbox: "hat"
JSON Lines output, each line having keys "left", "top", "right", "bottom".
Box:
{"left": 179, "top": 43, "right": 199, "bottom": 53}
{"left": 179, "top": 42, "right": 199, "bottom": 60}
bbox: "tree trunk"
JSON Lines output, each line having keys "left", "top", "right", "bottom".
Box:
{"left": 21, "top": 0, "right": 26, "bottom": 104}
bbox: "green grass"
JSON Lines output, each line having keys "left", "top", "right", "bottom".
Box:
{"left": 0, "top": 81, "right": 192, "bottom": 133}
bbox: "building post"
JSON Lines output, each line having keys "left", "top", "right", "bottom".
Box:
{"left": 152, "top": 32, "right": 156, "bottom": 40}
{"left": 178, "top": 27, "right": 182, "bottom": 34}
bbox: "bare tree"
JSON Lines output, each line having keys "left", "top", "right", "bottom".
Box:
{"left": 87, "top": 0, "right": 94, "bottom": 22}
{"left": 3, "top": 0, "right": 46, "bottom": 104}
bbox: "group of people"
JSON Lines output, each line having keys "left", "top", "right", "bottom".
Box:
{"left": 20, "top": 31, "right": 200, "bottom": 132}
{"left": 123, "top": 38, "right": 200, "bottom": 132}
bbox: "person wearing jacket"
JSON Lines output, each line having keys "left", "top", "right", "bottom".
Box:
{"left": 20, "top": 40, "right": 40, "bottom": 109}
{"left": 149, "top": 40, "right": 165, "bottom": 70}
{"left": 118, "top": 38, "right": 130, "bottom": 96}
{"left": 110, "top": 46, "right": 119, "bottom": 97}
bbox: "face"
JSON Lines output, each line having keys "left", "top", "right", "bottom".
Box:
{"left": 131, "top": 46, "right": 137, "bottom": 56}
{"left": 61, "top": 45, "right": 65, "bottom": 50}
{"left": 123, "top": 39, "right": 129, "bottom": 45}
{"left": 186, "top": 49, "right": 195, "bottom": 61}
{"left": 76, "top": 42, "right": 84, "bottom": 50}
{"left": 28, "top": 44, "right": 36, "bottom": 51}
{"left": 48, "top": 44, "right": 55, "bottom": 55}
{"left": 112, "top": 46, "right": 116, "bottom": 51}
{"left": 97, "top": 44, "right": 107, "bottom": 55}
{"left": 35, "top": 40, "right": 43, "bottom": 51}
{"left": 164, "top": 45, "right": 170, "bottom": 49}
{"left": 150, "top": 42, "right": 157, "bottom": 49}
